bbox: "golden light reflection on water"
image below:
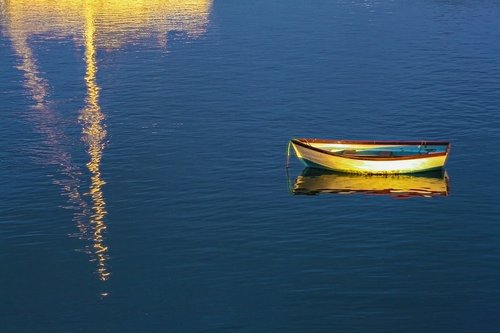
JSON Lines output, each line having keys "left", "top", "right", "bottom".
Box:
{"left": 1, "top": 0, "right": 212, "bottom": 286}
{"left": 81, "top": 3, "right": 109, "bottom": 281}
{"left": 1, "top": 0, "right": 212, "bottom": 50}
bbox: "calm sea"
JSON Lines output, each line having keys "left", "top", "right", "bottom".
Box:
{"left": 1, "top": 0, "right": 499, "bottom": 332}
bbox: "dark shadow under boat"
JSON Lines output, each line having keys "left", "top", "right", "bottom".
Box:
{"left": 290, "top": 168, "right": 449, "bottom": 198}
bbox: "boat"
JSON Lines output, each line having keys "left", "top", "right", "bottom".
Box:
{"left": 289, "top": 138, "right": 450, "bottom": 174}
{"left": 290, "top": 168, "right": 449, "bottom": 198}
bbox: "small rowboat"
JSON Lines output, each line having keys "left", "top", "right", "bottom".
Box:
{"left": 289, "top": 138, "right": 450, "bottom": 174}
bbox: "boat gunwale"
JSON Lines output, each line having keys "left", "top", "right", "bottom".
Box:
{"left": 293, "top": 138, "right": 450, "bottom": 145}
{"left": 291, "top": 138, "right": 450, "bottom": 161}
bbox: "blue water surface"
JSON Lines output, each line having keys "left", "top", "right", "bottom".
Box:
{"left": 1, "top": 0, "right": 499, "bottom": 332}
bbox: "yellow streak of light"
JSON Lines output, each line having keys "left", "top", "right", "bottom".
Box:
{"left": 0, "top": 3, "right": 88, "bottom": 223}
{"left": 81, "top": 3, "right": 109, "bottom": 282}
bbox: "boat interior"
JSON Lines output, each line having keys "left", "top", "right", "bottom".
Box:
{"left": 333, "top": 146, "right": 448, "bottom": 157}
{"left": 294, "top": 140, "right": 449, "bottom": 158}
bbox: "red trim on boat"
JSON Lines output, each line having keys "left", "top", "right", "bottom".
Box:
{"left": 291, "top": 139, "right": 449, "bottom": 161}
{"left": 293, "top": 138, "right": 450, "bottom": 146}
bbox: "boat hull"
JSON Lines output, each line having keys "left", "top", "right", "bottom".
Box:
{"left": 291, "top": 139, "right": 450, "bottom": 174}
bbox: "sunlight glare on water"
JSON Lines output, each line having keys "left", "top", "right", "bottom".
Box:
{"left": 0, "top": 0, "right": 211, "bottom": 292}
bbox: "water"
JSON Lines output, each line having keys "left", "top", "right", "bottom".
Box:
{"left": 1, "top": 0, "right": 499, "bottom": 331}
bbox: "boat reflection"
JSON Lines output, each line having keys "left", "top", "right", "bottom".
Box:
{"left": 292, "top": 168, "right": 449, "bottom": 198}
